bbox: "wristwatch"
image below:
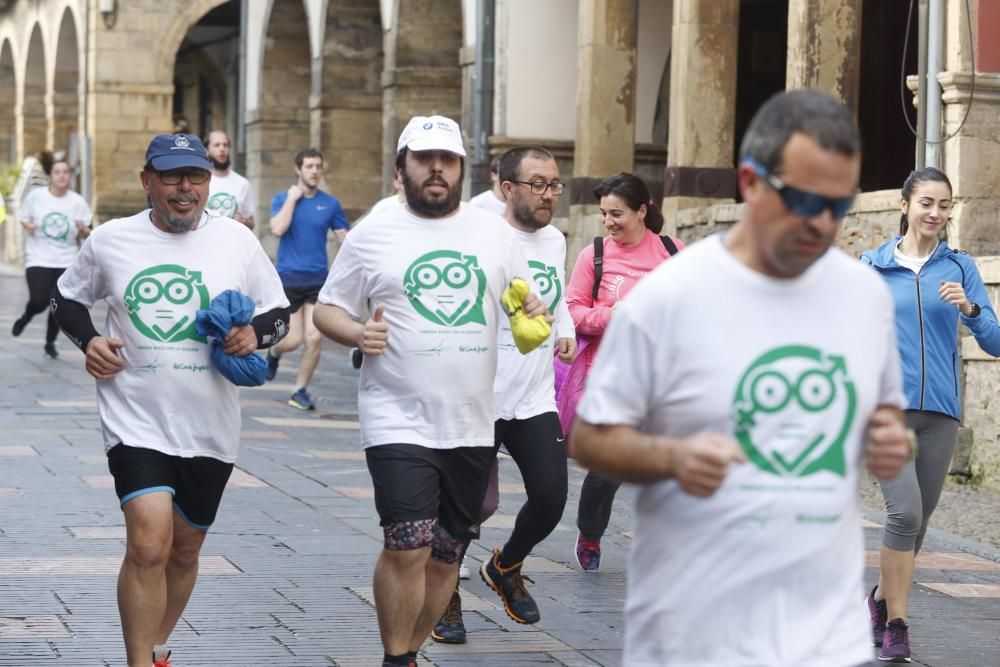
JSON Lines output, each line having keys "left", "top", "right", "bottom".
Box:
{"left": 968, "top": 303, "right": 981, "bottom": 318}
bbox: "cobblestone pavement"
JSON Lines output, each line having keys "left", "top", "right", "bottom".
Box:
{"left": 1, "top": 271, "right": 999, "bottom": 666}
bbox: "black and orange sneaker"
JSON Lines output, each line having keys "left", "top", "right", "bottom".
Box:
{"left": 430, "top": 588, "right": 466, "bottom": 644}
{"left": 479, "top": 548, "right": 540, "bottom": 624}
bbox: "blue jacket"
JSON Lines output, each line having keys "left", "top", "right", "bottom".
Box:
{"left": 861, "top": 237, "right": 1000, "bottom": 419}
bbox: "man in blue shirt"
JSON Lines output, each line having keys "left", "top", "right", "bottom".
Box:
{"left": 266, "top": 147, "right": 349, "bottom": 410}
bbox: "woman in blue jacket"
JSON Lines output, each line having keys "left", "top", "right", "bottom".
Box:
{"left": 860, "top": 167, "right": 1000, "bottom": 662}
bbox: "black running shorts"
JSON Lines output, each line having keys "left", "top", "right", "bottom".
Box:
{"left": 365, "top": 443, "right": 495, "bottom": 541}
{"left": 107, "top": 444, "right": 234, "bottom": 529}
{"left": 281, "top": 283, "right": 322, "bottom": 314}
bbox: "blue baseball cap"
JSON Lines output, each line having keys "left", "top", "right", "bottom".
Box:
{"left": 144, "top": 133, "right": 211, "bottom": 172}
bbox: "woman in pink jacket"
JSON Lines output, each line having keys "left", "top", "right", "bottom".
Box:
{"left": 566, "top": 172, "right": 684, "bottom": 571}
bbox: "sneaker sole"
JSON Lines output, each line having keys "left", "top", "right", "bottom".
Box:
{"left": 287, "top": 400, "right": 315, "bottom": 411}
{"left": 430, "top": 629, "right": 466, "bottom": 644}
{"left": 877, "top": 657, "right": 911, "bottom": 663}
{"left": 478, "top": 563, "right": 538, "bottom": 625}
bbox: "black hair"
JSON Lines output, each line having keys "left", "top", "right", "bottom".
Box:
{"left": 38, "top": 151, "right": 71, "bottom": 177}
{"left": 899, "top": 166, "right": 953, "bottom": 235}
{"left": 739, "top": 89, "right": 860, "bottom": 175}
{"left": 394, "top": 146, "right": 466, "bottom": 174}
{"left": 489, "top": 154, "right": 501, "bottom": 174}
{"left": 593, "top": 172, "right": 664, "bottom": 234}
{"left": 203, "top": 129, "right": 228, "bottom": 146}
{"left": 497, "top": 146, "right": 555, "bottom": 185}
{"left": 294, "top": 147, "right": 324, "bottom": 169}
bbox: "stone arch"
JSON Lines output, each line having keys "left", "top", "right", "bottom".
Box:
{"left": 381, "top": 0, "right": 463, "bottom": 189}
{"left": 20, "top": 22, "right": 47, "bottom": 159}
{"left": 313, "top": 0, "right": 384, "bottom": 217}
{"left": 51, "top": 6, "right": 80, "bottom": 155}
{"left": 247, "top": 0, "right": 312, "bottom": 248}
{"left": 0, "top": 38, "right": 15, "bottom": 165}
{"left": 156, "top": 0, "right": 233, "bottom": 85}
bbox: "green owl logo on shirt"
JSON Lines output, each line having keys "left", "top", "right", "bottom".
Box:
{"left": 41, "top": 212, "right": 72, "bottom": 243}
{"left": 732, "top": 345, "right": 856, "bottom": 478}
{"left": 529, "top": 260, "right": 562, "bottom": 312}
{"left": 206, "top": 192, "right": 238, "bottom": 218}
{"left": 124, "top": 264, "right": 210, "bottom": 343}
{"left": 404, "top": 250, "right": 487, "bottom": 327}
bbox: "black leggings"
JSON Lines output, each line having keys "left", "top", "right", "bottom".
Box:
{"left": 576, "top": 472, "right": 621, "bottom": 541}
{"left": 20, "top": 267, "right": 65, "bottom": 344}
{"left": 490, "top": 412, "right": 568, "bottom": 566}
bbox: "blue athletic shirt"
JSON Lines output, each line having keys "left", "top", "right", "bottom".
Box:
{"left": 271, "top": 189, "right": 349, "bottom": 286}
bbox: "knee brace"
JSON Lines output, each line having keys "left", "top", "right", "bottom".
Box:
{"left": 382, "top": 518, "right": 436, "bottom": 551}
{"left": 429, "top": 524, "right": 465, "bottom": 564}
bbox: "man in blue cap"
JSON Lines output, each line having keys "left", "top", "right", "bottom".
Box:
{"left": 52, "top": 133, "right": 290, "bottom": 667}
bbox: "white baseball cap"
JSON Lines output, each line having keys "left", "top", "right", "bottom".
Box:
{"left": 396, "top": 115, "right": 467, "bottom": 157}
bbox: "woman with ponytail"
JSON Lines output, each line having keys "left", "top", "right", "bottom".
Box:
{"left": 860, "top": 167, "right": 1000, "bottom": 661}
{"left": 12, "top": 152, "right": 92, "bottom": 358}
{"left": 562, "top": 171, "right": 684, "bottom": 571}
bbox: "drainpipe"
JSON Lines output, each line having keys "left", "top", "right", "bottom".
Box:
{"left": 237, "top": 0, "right": 247, "bottom": 166}
{"left": 924, "top": 0, "right": 944, "bottom": 169}
{"left": 80, "top": 0, "right": 92, "bottom": 204}
{"left": 471, "top": 0, "right": 495, "bottom": 196}
{"left": 916, "top": 0, "right": 928, "bottom": 168}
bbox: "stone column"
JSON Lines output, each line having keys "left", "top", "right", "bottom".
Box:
{"left": 567, "top": 0, "right": 639, "bottom": 267}
{"left": 48, "top": 90, "right": 79, "bottom": 153}
{"left": 381, "top": 1, "right": 463, "bottom": 191}
{"left": 785, "top": 0, "right": 862, "bottom": 111}
{"left": 661, "top": 0, "right": 740, "bottom": 233}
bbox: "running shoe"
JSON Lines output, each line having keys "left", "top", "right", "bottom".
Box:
{"left": 265, "top": 347, "right": 281, "bottom": 381}
{"left": 459, "top": 555, "right": 470, "bottom": 580}
{"left": 350, "top": 347, "right": 363, "bottom": 369}
{"left": 878, "top": 618, "right": 911, "bottom": 663}
{"left": 11, "top": 315, "right": 27, "bottom": 337}
{"left": 43, "top": 343, "right": 58, "bottom": 359}
{"left": 152, "top": 647, "right": 172, "bottom": 667}
{"left": 575, "top": 533, "right": 601, "bottom": 572}
{"left": 430, "top": 589, "right": 466, "bottom": 644}
{"left": 480, "top": 548, "right": 540, "bottom": 624}
{"left": 288, "top": 387, "right": 316, "bottom": 411}
{"left": 867, "top": 585, "right": 887, "bottom": 646}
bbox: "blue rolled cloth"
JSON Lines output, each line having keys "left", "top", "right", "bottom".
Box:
{"left": 195, "top": 289, "right": 267, "bottom": 387}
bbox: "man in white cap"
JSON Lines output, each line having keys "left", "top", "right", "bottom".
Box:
{"left": 313, "top": 115, "right": 551, "bottom": 667}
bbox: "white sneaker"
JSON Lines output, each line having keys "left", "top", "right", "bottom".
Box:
{"left": 459, "top": 558, "right": 470, "bottom": 580}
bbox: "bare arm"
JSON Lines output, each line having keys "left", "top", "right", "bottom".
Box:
{"left": 269, "top": 186, "right": 302, "bottom": 237}
{"left": 313, "top": 303, "right": 388, "bottom": 354}
{"left": 572, "top": 421, "right": 746, "bottom": 496}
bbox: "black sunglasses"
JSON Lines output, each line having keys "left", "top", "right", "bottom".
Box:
{"left": 743, "top": 157, "right": 855, "bottom": 220}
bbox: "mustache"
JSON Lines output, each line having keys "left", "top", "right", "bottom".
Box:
{"left": 168, "top": 194, "right": 200, "bottom": 205}
{"left": 423, "top": 177, "right": 449, "bottom": 188}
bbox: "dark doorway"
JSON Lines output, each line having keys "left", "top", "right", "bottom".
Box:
{"left": 858, "top": 0, "right": 918, "bottom": 192}
{"left": 734, "top": 0, "right": 788, "bottom": 169}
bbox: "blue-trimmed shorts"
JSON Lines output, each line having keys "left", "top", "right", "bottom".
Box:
{"left": 107, "top": 444, "right": 234, "bottom": 530}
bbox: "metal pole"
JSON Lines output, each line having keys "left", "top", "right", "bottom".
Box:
{"left": 471, "top": 0, "right": 495, "bottom": 196}
{"left": 81, "top": 0, "right": 92, "bottom": 205}
{"left": 925, "top": 0, "right": 943, "bottom": 169}
{"left": 916, "top": 0, "right": 928, "bottom": 169}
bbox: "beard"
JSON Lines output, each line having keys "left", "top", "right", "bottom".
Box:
{"left": 402, "top": 171, "right": 462, "bottom": 218}
{"left": 152, "top": 194, "right": 203, "bottom": 232}
{"left": 511, "top": 196, "right": 551, "bottom": 230}
{"left": 210, "top": 157, "right": 231, "bottom": 170}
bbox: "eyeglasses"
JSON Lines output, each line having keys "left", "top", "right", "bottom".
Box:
{"left": 156, "top": 170, "right": 210, "bottom": 186}
{"left": 743, "top": 157, "right": 854, "bottom": 220}
{"left": 511, "top": 180, "right": 565, "bottom": 195}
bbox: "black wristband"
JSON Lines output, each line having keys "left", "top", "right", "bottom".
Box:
{"left": 251, "top": 306, "right": 291, "bottom": 348}
{"left": 50, "top": 288, "right": 100, "bottom": 352}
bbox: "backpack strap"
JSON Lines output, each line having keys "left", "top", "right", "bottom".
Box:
{"left": 592, "top": 236, "right": 604, "bottom": 299}
{"left": 660, "top": 235, "right": 678, "bottom": 256}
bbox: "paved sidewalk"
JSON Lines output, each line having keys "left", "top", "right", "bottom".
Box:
{"left": 0, "top": 273, "right": 998, "bottom": 666}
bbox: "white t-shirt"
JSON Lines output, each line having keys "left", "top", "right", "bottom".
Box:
{"left": 57, "top": 211, "right": 288, "bottom": 463}
{"left": 319, "top": 203, "right": 531, "bottom": 449}
{"left": 20, "top": 187, "right": 93, "bottom": 268}
{"left": 468, "top": 189, "right": 506, "bottom": 217}
{"left": 494, "top": 225, "right": 574, "bottom": 420}
{"left": 206, "top": 170, "right": 254, "bottom": 221}
{"left": 577, "top": 235, "right": 904, "bottom": 667}
{"left": 893, "top": 240, "right": 936, "bottom": 274}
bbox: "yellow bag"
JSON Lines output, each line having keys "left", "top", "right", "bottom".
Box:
{"left": 501, "top": 278, "right": 551, "bottom": 354}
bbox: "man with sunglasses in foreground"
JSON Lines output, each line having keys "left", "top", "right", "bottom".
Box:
{"left": 52, "top": 134, "right": 289, "bottom": 667}
{"left": 570, "top": 90, "right": 913, "bottom": 667}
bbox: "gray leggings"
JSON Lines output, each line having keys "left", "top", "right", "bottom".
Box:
{"left": 879, "top": 410, "right": 959, "bottom": 553}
